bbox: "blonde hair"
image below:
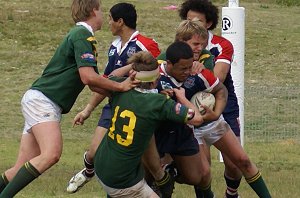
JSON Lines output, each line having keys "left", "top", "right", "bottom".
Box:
{"left": 127, "top": 51, "right": 158, "bottom": 72}
{"left": 71, "top": 0, "right": 100, "bottom": 23}
{"left": 175, "top": 19, "right": 208, "bottom": 42}
{"left": 127, "top": 51, "right": 158, "bottom": 89}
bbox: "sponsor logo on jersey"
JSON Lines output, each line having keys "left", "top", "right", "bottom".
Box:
{"left": 109, "top": 49, "right": 116, "bottom": 56}
{"left": 127, "top": 47, "right": 136, "bottom": 57}
{"left": 81, "top": 53, "right": 95, "bottom": 62}
{"left": 161, "top": 81, "right": 173, "bottom": 90}
{"left": 183, "top": 77, "right": 195, "bottom": 89}
{"left": 115, "top": 60, "right": 123, "bottom": 67}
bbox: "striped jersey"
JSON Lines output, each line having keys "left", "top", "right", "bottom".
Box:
{"left": 206, "top": 31, "right": 239, "bottom": 113}
{"left": 104, "top": 31, "right": 160, "bottom": 76}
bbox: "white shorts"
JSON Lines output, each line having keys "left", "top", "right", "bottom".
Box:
{"left": 96, "top": 176, "right": 154, "bottom": 198}
{"left": 21, "top": 89, "right": 62, "bottom": 134}
{"left": 194, "top": 115, "right": 230, "bottom": 145}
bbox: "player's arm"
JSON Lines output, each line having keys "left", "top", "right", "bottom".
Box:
{"left": 213, "top": 62, "right": 230, "bottom": 82}
{"left": 206, "top": 82, "right": 228, "bottom": 122}
{"left": 109, "top": 64, "right": 132, "bottom": 77}
{"left": 199, "top": 69, "right": 228, "bottom": 122}
{"left": 79, "top": 66, "right": 139, "bottom": 92}
{"left": 73, "top": 92, "right": 107, "bottom": 126}
{"left": 173, "top": 88, "right": 203, "bottom": 126}
{"left": 213, "top": 38, "right": 233, "bottom": 82}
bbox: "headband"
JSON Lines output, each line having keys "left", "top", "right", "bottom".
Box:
{"left": 134, "top": 67, "right": 160, "bottom": 82}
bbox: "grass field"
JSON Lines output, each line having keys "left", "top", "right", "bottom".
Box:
{"left": 0, "top": 0, "right": 299, "bottom": 197}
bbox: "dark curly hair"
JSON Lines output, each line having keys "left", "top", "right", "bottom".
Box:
{"left": 179, "top": 0, "right": 219, "bottom": 31}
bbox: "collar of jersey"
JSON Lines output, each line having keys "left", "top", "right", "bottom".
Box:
{"left": 76, "top": 22, "right": 94, "bottom": 35}
{"left": 134, "top": 88, "right": 158, "bottom": 94}
{"left": 159, "top": 62, "right": 183, "bottom": 88}
{"left": 112, "top": 31, "right": 139, "bottom": 54}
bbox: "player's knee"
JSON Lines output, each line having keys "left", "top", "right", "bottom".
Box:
{"left": 184, "top": 174, "right": 202, "bottom": 185}
{"left": 181, "top": 169, "right": 203, "bottom": 185}
{"left": 50, "top": 154, "right": 61, "bottom": 165}
{"left": 225, "top": 161, "right": 240, "bottom": 173}
{"left": 85, "top": 149, "right": 95, "bottom": 162}
{"left": 236, "top": 154, "right": 252, "bottom": 172}
{"left": 44, "top": 151, "right": 61, "bottom": 166}
{"left": 200, "top": 166, "right": 211, "bottom": 184}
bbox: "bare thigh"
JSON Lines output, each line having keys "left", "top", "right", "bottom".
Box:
{"left": 213, "top": 129, "right": 257, "bottom": 177}
{"left": 221, "top": 136, "right": 242, "bottom": 179}
{"left": 29, "top": 121, "right": 62, "bottom": 173}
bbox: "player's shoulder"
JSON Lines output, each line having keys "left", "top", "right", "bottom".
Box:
{"left": 200, "top": 49, "right": 213, "bottom": 60}
{"left": 197, "top": 69, "right": 219, "bottom": 86}
{"left": 201, "top": 49, "right": 213, "bottom": 55}
{"left": 135, "top": 34, "right": 160, "bottom": 57}
{"left": 68, "top": 25, "right": 93, "bottom": 40}
{"left": 211, "top": 34, "right": 233, "bottom": 48}
{"left": 135, "top": 34, "right": 158, "bottom": 44}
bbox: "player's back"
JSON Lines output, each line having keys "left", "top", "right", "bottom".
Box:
{"left": 95, "top": 88, "right": 187, "bottom": 188}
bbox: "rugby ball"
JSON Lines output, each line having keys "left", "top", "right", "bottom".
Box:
{"left": 190, "top": 92, "right": 215, "bottom": 115}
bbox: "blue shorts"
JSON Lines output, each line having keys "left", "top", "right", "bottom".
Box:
{"left": 155, "top": 123, "right": 199, "bottom": 157}
{"left": 97, "top": 104, "right": 112, "bottom": 129}
{"left": 223, "top": 110, "right": 240, "bottom": 137}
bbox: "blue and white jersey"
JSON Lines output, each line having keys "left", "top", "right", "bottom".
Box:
{"left": 104, "top": 31, "right": 160, "bottom": 76}
{"left": 157, "top": 62, "right": 219, "bottom": 100}
{"left": 154, "top": 62, "right": 220, "bottom": 155}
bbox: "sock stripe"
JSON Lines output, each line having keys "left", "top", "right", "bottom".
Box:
{"left": 155, "top": 171, "right": 170, "bottom": 186}
{"left": 246, "top": 171, "right": 261, "bottom": 184}
{"left": 227, "top": 187, "right": 238, "bottom": 193}
{"left": 1, "top": 173, "right": 9, "bottom": 185}
{"left": 84, "top": 151, "right": 94, "bottom": 169}
{"left": 25, "top": 162, "right": 41, "bottom": 178}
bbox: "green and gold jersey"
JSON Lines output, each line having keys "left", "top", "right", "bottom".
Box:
{"left": 94, "top": 88, "right": 189, "bottom": 188}
{"left": 31, "top": 25, "right": 98, "bottom": 114}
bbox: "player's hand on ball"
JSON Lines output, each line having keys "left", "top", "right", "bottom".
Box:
{"left": 201, "top": 105, "right": 219, "bottom": 122}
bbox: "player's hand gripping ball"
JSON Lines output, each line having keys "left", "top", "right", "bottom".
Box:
{"left": 190, "top": 92, "right": 215, "bottom": 115}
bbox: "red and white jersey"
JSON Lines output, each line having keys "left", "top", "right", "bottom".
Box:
{"left": 206, "top": 31, "right": 239, "bottom": 114}
{"left": 206, "top": 31, "right": 233, "bottom": 65}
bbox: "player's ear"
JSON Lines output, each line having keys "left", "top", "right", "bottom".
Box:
{"left": 118, "top": 18, "right": 124, "bottom": 26}
{"left": 91, "top": 8, "right": 97, "bottom": 17}
{"left": 166, "top": 60, "right": 173, "bottom": 69}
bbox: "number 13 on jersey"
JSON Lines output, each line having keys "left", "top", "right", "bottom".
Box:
{"left": 108, "top": 106, "right": 137, "bottom": 146}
